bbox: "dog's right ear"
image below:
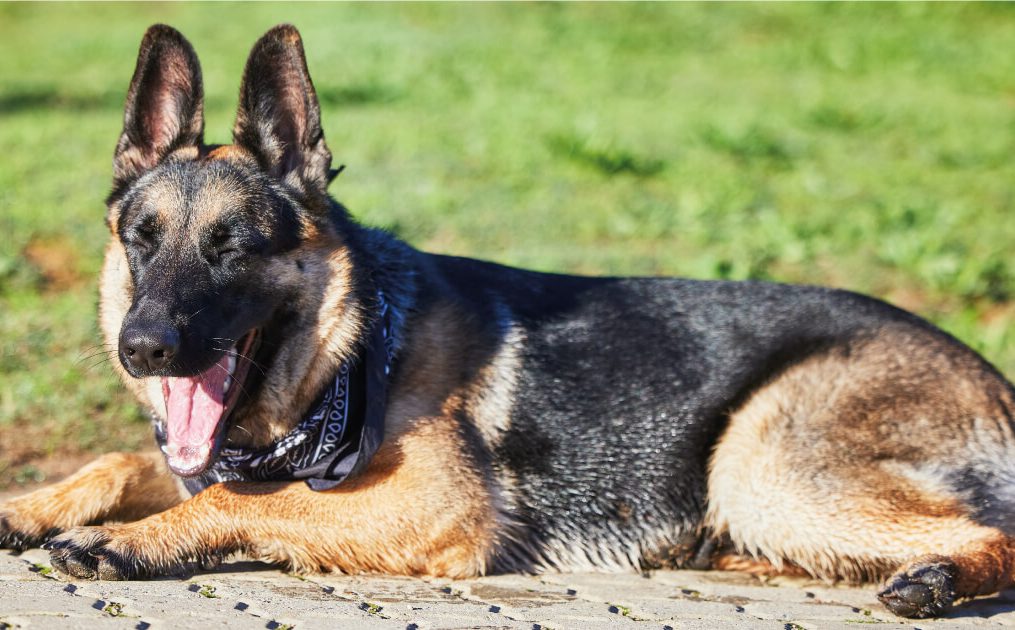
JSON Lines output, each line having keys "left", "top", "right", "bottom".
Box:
{"left": 112, "top": 25, "right": 204, "bottom": 187}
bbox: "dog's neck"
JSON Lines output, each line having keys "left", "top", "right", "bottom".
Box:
{"left": 220, "top": 214, "right": 416, "bottom": 451}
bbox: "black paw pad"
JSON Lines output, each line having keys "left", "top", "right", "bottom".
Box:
{"left": 877, "top": 561, "right": 957, "bottom": 618}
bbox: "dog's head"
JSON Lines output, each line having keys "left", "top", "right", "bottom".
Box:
{"left": 101, "top": 24, "right": 366, "bottom": 476}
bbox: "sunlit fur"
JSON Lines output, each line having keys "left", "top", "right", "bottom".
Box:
{"left": 1, "top": 23, "right": 1014, "bottom": 621}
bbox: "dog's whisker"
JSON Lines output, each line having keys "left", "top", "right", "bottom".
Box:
{"left": 77, "top": 353, "right": 116, "bottom": 367}
{"left": 77, "top": 347, "right": 117, "bottom": 362}
{"left": 231, "top": 353, "right": 268, "bottom": 378}
{"left": 76, "top": 343, "right": 116, "bottom": 360}
{"left": 78, "top": 347, "right": 116, "bottom": 362}
{"left": 83, "top": 355, "right": 117, "bottom": 373}
{"left": 79, "top": 342, "right": 116, "bottom": 351}
{"left": 209, "top": 346, "right": 268, "bottom": 378}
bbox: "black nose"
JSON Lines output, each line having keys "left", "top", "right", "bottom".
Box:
{"left": 120, "top": 325, "right": 181, "bottom": 373}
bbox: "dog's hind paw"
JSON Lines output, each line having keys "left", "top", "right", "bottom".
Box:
{"left": 45, "top": 526, "right": 139, "bottom": 580}
{"left": 877, "top": 559, "right": 957, "bottom": 618}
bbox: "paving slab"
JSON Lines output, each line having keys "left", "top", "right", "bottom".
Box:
{"left": 1, "top": 550, "right": 1013, "bottom": 629}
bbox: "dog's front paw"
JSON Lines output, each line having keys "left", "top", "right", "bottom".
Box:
{"left": 45, "top": 526, "right": 143, "bottom": 580}
{"left": 0, "top": 506, "right": 61, "bottom": 551}
{"left": 877, "top": 559, "right": 957, "bottom": 618}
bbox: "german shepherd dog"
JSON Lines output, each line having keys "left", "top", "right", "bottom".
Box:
{"left": 1, "top": 24, "right": 1013, "bottom": 619}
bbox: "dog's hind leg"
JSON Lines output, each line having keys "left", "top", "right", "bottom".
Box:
{"left": 0, "top": 451, "right": 183, "bottom": 550}
{"left": 710, "top": 413, "right": 1015, "bottom": 617}
{"left": 706, "top": 332, "right": 1015, "bottom": 618}
{"left": 877, "top": 535, "right": 1015, "bottom": 617}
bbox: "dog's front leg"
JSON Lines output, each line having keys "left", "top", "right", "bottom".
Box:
{"left": 0, "top": 452, "right": 183, "bottom": 550}
{"left": 45, "top": 427, "right": 499, "bottom": 580}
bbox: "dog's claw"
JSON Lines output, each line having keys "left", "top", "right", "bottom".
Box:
{"left": 48, "top": 545, "right": 71, "bottom": 576}
{"left": 49, "top": 556, "right": 66, "bottom": 574}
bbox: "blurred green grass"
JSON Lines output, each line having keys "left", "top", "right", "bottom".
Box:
{"left": 1, "top": 3, "right": 1013, "bottom": 484}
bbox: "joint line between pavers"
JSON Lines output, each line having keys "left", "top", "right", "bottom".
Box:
{"left": 443, "top": 587, "right": 535, "bottom": 625}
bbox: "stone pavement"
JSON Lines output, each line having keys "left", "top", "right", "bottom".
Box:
{"left": 1, "top": 549, "right": 1013, "bottom": 630}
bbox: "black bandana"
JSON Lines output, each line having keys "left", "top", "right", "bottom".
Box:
{"left": 154, "top": 293, "right": 395, "bottom": 496}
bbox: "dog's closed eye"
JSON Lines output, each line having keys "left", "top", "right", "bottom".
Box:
{"left": 124, "top": 220, "right": 160, "bottom": 256}
{"left": 207, "top": 228, "right": 241, "bottom": 263}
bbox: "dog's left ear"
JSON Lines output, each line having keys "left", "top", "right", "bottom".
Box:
{"left": 114, "top": 24, "right": 204, "bottom": 186}
{"left": 233, "top": 24, "right": 332, "bottom": 194}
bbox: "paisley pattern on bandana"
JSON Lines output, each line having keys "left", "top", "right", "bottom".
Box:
{"left": 154, "top": 293, "right": 395, "bottom": 495}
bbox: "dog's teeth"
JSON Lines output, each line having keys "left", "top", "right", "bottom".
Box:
{"left": 223, "top": 354, "right": 237, "bottom": 394}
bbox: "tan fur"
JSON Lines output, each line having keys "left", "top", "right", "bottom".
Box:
{"left": 20, "top": 298, "right": 498, "bottom": 579}
{"left": 463, "top": 324, "right": 525, "bottom": 449}
{"left": 0, "top": 452, "right": 181, "bottom": 540}
{"left": 946, "top": 536, "right": 1015, "bottom": 597}
{"left": 9, "top": 25, "right": 1015, "bottom": 618}
{"left": 386, "top": 302, "right": 530, "bottom": 560}
{"left": 707, "top": 329, "right": 1015, "bottom": 598}
{"left": 205, "top": 145, "right": 248, "bottom": 161}
{"left": 713, "top": 553, "right": 810, "bottom": 578}
{"left": 97, "top": 200, "right": 364, "bottom": 451}
{"left": 51, "top": 390, "right": 497, "bottom": 578}
{"left": 73, "top": 119, "right": 499, "bottom": 576}
{"left": 98, "top": 239, "right": 144, "bottom": 401}
{"left": 386, "top": 302, "right": 476, "bottom": 431}
{"left": 224, "top": 238, "right": 364, "bottom": 448}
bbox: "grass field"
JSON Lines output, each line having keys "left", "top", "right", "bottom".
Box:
{"left": 1, "top": 3, "right": 1013, "bottom": 488}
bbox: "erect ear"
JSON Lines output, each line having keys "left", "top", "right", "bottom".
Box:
{"left": 113, "top": 24, "right": 204, "bottom": 186}
{"left": 233, "top": 24, "right": 332, "bottom": 193}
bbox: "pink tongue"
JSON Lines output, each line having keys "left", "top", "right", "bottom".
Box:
{"left": 162, "top": 355, "right": 230, "bottom": 474}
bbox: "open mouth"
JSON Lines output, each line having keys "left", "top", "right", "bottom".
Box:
{"left": 160, "top": 330, "right": 259, "bottom": 476}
